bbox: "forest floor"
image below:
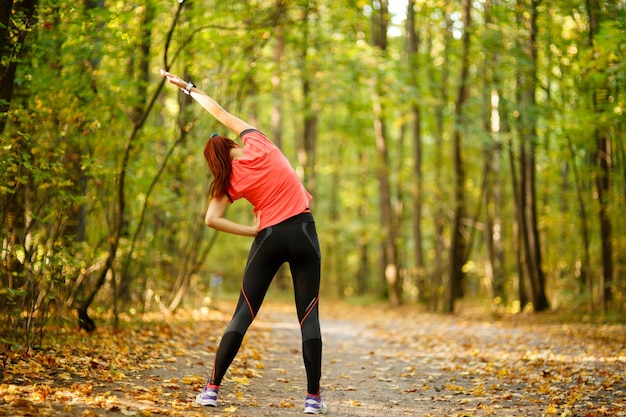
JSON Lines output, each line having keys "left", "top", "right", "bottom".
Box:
{"left": 1, "top": 296, "right": 625, "bottom": 417}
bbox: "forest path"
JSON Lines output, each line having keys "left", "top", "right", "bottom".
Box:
{"left": 178, "top": 300, "right": 625, "bottom": 416}
{"left": 1, "top": 299, "right": 625, "bottom": 417}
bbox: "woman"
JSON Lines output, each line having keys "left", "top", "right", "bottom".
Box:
{"left": 161, "top": 69, "right": 326, "bottom": 415}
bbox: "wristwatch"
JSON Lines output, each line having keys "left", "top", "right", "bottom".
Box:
{"left": 184, "top": 81, "right": 196, "bottom": 95}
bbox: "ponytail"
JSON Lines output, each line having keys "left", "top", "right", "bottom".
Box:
{"left": 204, "top": 135, "right": 238, "bottom": 200}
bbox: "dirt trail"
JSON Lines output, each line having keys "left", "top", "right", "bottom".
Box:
{"left": 205, "top": 303, "right": 535, "bottom": 417}
{"left": 181, "top": 301, "right": 625, "bottom": 417}
{"left": 2, "top": 300, "right": 625, "bottom": 417}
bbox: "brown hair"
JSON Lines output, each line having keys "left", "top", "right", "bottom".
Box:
{"left": 204, "top": 135, "right": 239, "bottom": 199}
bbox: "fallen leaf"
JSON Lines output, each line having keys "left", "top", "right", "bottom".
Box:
{"left": 181, "top": 375, "right": 205, "bottom": 385}
{"left": 279, "top": 400, "right": 294, "bottom": 408}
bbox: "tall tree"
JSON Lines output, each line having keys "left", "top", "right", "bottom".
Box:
{"left": 406, "top": 0, "right": 426, "bottom": 302}
{"left": 425, "top": 2, "right": 453, "bottom": 310}
{"left": 298, "top": 0, "right": 318, "bottom": 204}
{"left": 585, "top": 0, "right": 614, "bottom": 312}
{"left": 445, "top": 0, "right": 472, "bottom": 313}
{"left": 480, "top": 0, "right": 506, "bottom": 303}
{"left": 370, "top": 0, "right": 402, "bottom": 306}
{"left": 513, "top": 0, "right": 549, "bottom": 312}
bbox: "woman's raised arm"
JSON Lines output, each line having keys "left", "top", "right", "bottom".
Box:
{"left": 161, "top": 69, "right": 254, "bottom": 136}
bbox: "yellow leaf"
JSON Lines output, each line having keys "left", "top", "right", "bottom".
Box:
{"left": 181, "top": 375, "right": 205, "bottom": 385}
{"left": 279, "top": 400, "right": 295, "bottom": 408}
{"left": 471, "top": 384, "right": 486, "bottom": 396}
{"left": 224, "top": 405, "right": 237, "bottom": 412}
{"left": 545, "top": 403, "right": 558, "bottom": 414}
{"left": 30, "top": 391, "right": 45, "bottom": 402}
{"left": 231, "top": 376, "right": 250, "bottom": 385}
{"left": 109, "top": 371, "right": 126, "bottom": 381}
{"left": 170, "top": 399, "right": 190, "bottom": 410}
{"left": 445, "top": 383, "right": 465, "bottom": 392}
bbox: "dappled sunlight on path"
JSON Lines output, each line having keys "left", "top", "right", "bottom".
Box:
{"left": 1, "top": 299, "right": 624, "bottom": 416}
{"left": 313, "top": 302, "right": 626, "bottom": 416}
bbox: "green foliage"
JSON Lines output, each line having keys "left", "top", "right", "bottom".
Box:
{"left": 1, "top": 0, "right": 625, "bottom": 349}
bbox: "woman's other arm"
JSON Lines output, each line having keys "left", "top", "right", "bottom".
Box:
{"left": 204, "top": 195, "right": 261, "bottom": 237}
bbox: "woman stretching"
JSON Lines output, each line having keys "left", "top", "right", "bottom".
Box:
{"left": 161, "top": 69, "right": 326, "bottom": 415}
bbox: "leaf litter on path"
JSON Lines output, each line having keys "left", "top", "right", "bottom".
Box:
{"left": 1, "top": 300, "right": 624, "bottom": 416}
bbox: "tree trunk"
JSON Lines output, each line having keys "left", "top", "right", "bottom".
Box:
{"left": 329, "top": 134, "right": 345, "bottom": 298}
{"left": 479, "top": 0, "right": 505, "bottom": 304}
{"left": 515, "top": 0, "right": 549, "bottom": 312}
{"left": 445, "top": 0, "right": 471, "bottom": 313}
{"left": 373, "top": 87, "right": 401, "bottom": 306}
{"left": 371, "top": 0, "right": 401, "bottom": 306}
{"left": 269, "top": 24, "right": 291, "bottom": 291}
{"left": 586, "top": 0, "right": 613, "bottom": 312}
{"left": 566, "top": 136, "right": 593, "bottom": 309}
{"left": 356, "top": 151, "right": 371, "bottom": 296}
{"left": 406, "top": 0, "right": 426, "bottom": 302}
{"left": 298, "top": 3, "right": 318, "bottom": 208}
{"left": 427, "top": 9, "right": 451, "bottom": 311}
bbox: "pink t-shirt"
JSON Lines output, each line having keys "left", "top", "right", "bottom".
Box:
{"left": 228, "top": 129, "right": 313, "bottom": 230}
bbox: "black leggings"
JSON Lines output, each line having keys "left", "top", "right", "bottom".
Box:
{"left": 209, "top": 212, "right": 323, "bottom": 394}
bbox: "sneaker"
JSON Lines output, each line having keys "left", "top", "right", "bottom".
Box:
{"left": 195, "top": 384, "right": 219, "bottom": 407}
{"left": 303, "top": 390, "right": 327, "bottom": 414}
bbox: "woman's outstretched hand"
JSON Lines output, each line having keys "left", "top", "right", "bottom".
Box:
{"left": 161, "top": 68, "right": 252, "bottom": 136}
{"left": 160, "top": 69, "right": 186, "bottom": 90}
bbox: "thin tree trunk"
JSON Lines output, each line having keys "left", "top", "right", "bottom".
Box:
{"left": 270, "top": 24, "right": 290, "bottom": 291}
{"left": 372, "top": 86, "right": 401, "bottom": 306}
{"left": 586, "top": 0, "right": 613, "bottom": 312}
{"left": 299, "top": 2, "right": 318, "bottom": 207}
{"left": 515, "top": 0, "right": 549, "bottom": 312}
{"left": 528, "top": 0, "right": 549, "bottom": 312}
{"left": 566, "top": 136, "right": 593, "bottom": 310}
{"left": 328, "top": 125, "right": 344, "bottom": 298}
{"left": 406, "top": 0, "right": 426, "bottom": 302}
{"left": 356, "top": 150, "right": 370, "bottom": 296}
{"left": 371, "top": 0, "right": 401, "bottom": 306}
{"left": 271, "top": 26, "right": 284, "bottom": 150}
{"left": 428, "top": 12, "right": 450, "bottom": 311}
{"left": 508, "top": 136, "right": 528, "bottom": 309}
{"left": 480, "top": 0, "right": 505, "bottom": 304}
{"left": 594, "top": 127, "right": 613, "bottom": 311}
{"left": 445, "top": 0, "right": 471, "bottom": 313}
